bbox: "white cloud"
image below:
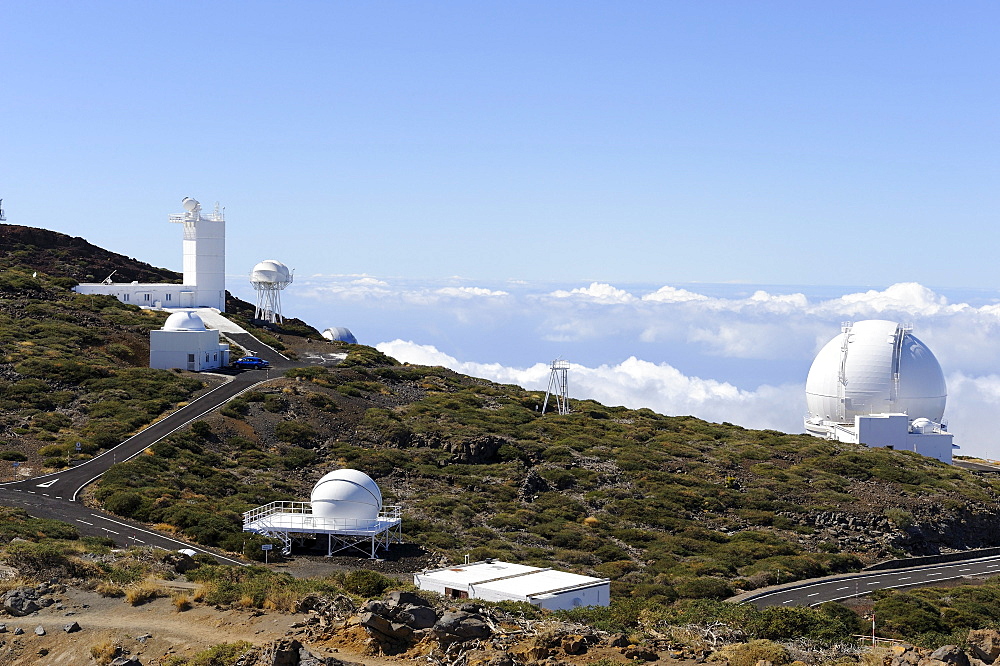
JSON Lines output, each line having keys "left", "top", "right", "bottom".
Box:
{"left": 435, "top": 286, "right": 509, "bottom": 298}
{"left": 641, "top": 286, "right": 709, "bottom": 303}
{"left": 549, "top": 282, "right": 636, "bottom": 303}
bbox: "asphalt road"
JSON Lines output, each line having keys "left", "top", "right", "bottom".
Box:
{"left": 742, "top": 554, "right": 1000, "bottom": 607}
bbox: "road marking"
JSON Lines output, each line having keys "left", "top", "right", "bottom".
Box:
{"left": 41, "top": 494, "right": 49, "bottom": 497}
{"left": 782, "top": 600, "right": 793, "bottom": 604}
{"left": 959, "top": 568, "right": 971, "bottom": 572}
{"left": 807, "top": 593, "right": 819, "bottom": 597}
{"left": 836, "top": 587, "right": 849, "bottom": 591}
{"left": 103, "top": 529, "right": 119, "bottom": 535}
{"left": 76, "top": 520, "right": 93, "bottom": 526}
{"left": 899, "top": 577, "right": 911, "bottom": 580}
{"left": 35, "top": 479, "right": 59, "bottom": 488}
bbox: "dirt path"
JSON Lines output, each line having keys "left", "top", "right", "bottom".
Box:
{"left": 0, "top": 585, "right": 396, "bottom": 666}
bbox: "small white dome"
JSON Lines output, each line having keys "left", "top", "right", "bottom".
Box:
{"left": 311, "top": 469, "right": 382, "bottom": 520}
{"left": 806, "top": 320, "right": 946, "bottom": 423}
{"left": 163, "top": 311, "right": 207, "bottom": 332}
{"left": 322, "top": 327, "right": 357, "bottom": 344}
{"left": 250, "top": 260, "right": 291, "bottom": 285}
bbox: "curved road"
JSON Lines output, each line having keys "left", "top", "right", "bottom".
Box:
{"left": 0, "top": 330, "right": 303, "bottom": 562}
{"left": 741, "top": 554, "right": 1000, "bottom": 607}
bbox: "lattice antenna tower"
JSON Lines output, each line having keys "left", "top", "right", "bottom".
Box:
{"left": 542, "top": 359, "right": 571, "bottom": 415}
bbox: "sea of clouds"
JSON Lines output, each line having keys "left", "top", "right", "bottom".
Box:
{"left": 261, "top": 278, "right": 1000, "bottom": 460}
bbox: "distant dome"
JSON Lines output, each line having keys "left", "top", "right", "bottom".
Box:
{"left": 163, "top": 311, "right": 207, "bottom": 332}
{"left": 311, "top": 469, "right": 382, "bottom": 520}
{"left": 250, "top": 260, "right": 291, "bottom": 285}
{"left": 322, "top": 327, "right": 357, "bottom": 344}
{"left": 806, "top": 320, "right": 946, "bottom": 424}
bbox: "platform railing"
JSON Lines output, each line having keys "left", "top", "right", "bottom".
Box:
{"left": 243, "top": 502, "right": 402, "bottom": 532}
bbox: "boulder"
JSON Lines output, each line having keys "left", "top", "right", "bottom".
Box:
{"left": 397, "top": 606, "right": 437, "bottom": 629}
{"left": 434, "top": 611, "right": 491, "bottom": 639}
{"left": 64, "top": 621, "right": 81, "bottom": 633}
{"left": 34, "top": 626, "right": 45, "bottom": 636}
{"left": 3, "top": 588, "right": 40, "bottom": 616}
{"left": 386, "top": 591, "right": 431, "bottom": 608}
{"left": 359, "top": 612, "right": 411, "bottom": 642}
{"left": 969, "top": 630, "right": 1000, "bottom": 664}
{"left": 621, "top": 645, "right": 659, "bottom": 662}
{"left": 110, "top": 658, "right": 143, "bottom": 666}
{"left": 562, "top": 635, "right": 587, "bottom": 655}
{"left": 929, "top": 646, "right": 971, "bottom": 666}
{"left": 12, "top": 627, "right": 23, "bottom": 636}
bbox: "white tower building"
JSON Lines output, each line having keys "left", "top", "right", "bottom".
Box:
{"left": 74, "top": 197, "right": 227, "bottom": 311}
{"left": 250, "top": 260, "right": 293, "bottom": 323}
{"left": 169, "top": 198, "right": 226, "bottom": 311}
{"left": 804, "top": 320, "right": 956, "bottom": 463}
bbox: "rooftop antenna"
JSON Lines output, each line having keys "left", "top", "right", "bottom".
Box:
{"left": 542, "top": 359, "right": 571, "bottom": 415}
{"left": 0, "top": 199, "right": 6, "bottom": 222}
{"left": 101, "top": 270, "right": 117, "bottom": 285}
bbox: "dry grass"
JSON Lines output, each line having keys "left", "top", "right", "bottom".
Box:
{"left": 89, "top": 638, "right": 121, "bottom": 666}
{"left": 261, "top": 589, "right": 299, "bottom": 612}
{"left": 95, "top": 581, "right": 125, "bottom": 598}
{"left": 172, "top": 593, "right": 192, "bottom": 612}
{"left": 713, "top": 640, "right": 792, "bottom": 666}
{"left": 125, "top": 580, "right": 165, "bottom": 606}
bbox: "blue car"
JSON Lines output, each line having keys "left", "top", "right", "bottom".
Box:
{"left": 234, "top": 356, "right": 270, "bottom": 369}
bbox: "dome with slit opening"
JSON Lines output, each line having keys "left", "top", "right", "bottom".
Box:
{"left": 805, "top": 319, "right": 946, "bottom": 424}
{"left": 310, "top": 469, "right": 382, "bottom": 520}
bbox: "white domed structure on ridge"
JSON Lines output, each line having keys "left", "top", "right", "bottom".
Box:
{"left": 250, "top": 259, "right": 293, "bottom": 324}
{"left": 804, "top": 320, "right": 955, "bottom": 464}
{"left": 311, "top": 469, "right": 382, "bottom": 521}
{"left": 322, "top": 327, "right": 358, "bottom": 344}
{"left": 251, "top": 260, "right": 292, "bottom": 285}
{"left": 805, "top": 319, "right": 946, "bottom": 425}
{"left": 162, "top": 310, "right": 208, "bottom": 332}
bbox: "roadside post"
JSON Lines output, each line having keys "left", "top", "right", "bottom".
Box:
{"left": 262, "top": 543, "right": 273, "bottom": 564}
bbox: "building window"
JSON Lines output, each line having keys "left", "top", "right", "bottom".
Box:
{"left": 213, "top": 353, "right": 217, "bottom": 361}
{"left": 144, "top": 293, "right": 150, "bottom": 302}
{"left": 122, "top": 294, "right": 129, "bottom": 302}
{"left": 444, "top": 588, "right": 469, "bottom": 600}
{"left": 188, "top": 354, "right": 195, "bottom": 362}
{"left": 165, "top": 293, "right": 172, "bottom": 301}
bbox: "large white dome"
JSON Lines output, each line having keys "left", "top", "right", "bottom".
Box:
{"left": 250, "top": 260, "right": 291, "bottom": 285}
{"left": 310, "top": 469, "right": 382, "bottom": 520}
{"left": 805, "top": 320, "right": 946, "bottom": 424}
{"left": 162, "top": 310, "right": 207, "bottom": 332}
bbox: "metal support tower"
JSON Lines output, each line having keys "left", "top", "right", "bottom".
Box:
{"left": 542, "top": 359, "right": 571, "bottom": 415}
{"left": 0, "top": 199, "right": 6, "bottom": 222}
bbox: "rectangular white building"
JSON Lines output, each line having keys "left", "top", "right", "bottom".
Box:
{"left": 414, "top": 560, "right": 609, "bottom": 611}
{"left": 825, "top": 413, "right": 956, "bottom": 464}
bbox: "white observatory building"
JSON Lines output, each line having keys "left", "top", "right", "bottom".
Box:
{"left": 804, "top": 320, "right": 956, "bottom": 463}
{"left": 250, "top": 260, "right": 293, "bottom": 324}
{"left": 149, "top": 310, "right": 230, "bottom": 371}
{"left": 75, "top": 197, "right": 226, "bottom": 311}
{"left": 243, "top": 468, "right": 401, "bottom": 558}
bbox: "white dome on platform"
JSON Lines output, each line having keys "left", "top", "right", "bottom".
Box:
{"left": 250, "top": 260, "right": 291, "bottom": 285}
{"left": 162, "top": 310, "right": 207, "bottom": 332}
{"left": 310, "top": 469, "right": 382, "bottom": 520}
{"left": 806, "top": 319, "right": 946, "bottom": 424}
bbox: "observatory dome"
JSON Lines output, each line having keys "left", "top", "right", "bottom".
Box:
{"left": 162, "top": 311, "right": 207, "bottom": 332}
{"left": 250, "top": 260, "right": 291, "bottom": 285}
{"left": 322, "top": 327, "right": 358, "bottom": 344}
{"left": 311, "top": 469, "right": 382, "bottom": 520}
{"left": 805, "top": 320, "right": 946, "bottom": 424}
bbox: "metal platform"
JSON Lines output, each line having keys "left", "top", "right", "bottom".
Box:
{"left": 242, "top": 501, "right": 402, "bottom": 558}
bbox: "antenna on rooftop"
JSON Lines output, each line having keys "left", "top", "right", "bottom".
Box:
{"left": 542, "top": 359, "right": 571, "bottom": 415}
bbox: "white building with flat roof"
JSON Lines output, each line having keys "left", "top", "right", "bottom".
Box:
{"left": 414, "top": 560, "right": 609, "bottom": 611}
{"left": 75, "top": 197, "right": 226, "bottom": 311}
{"left": 149, "top": 311, "right": 229, "bottom": 372}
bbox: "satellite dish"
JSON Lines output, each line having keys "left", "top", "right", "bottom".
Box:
{"left": 182, "top": 197, "right": 200, "bottom": 212}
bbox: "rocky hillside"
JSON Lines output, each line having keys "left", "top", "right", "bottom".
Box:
{"left": 4, "top": 225, "right": 1000, "bottom": 599}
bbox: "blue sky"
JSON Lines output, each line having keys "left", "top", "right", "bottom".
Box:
{"left": 6, "top": 3, "right": 1000, "bottom": 456}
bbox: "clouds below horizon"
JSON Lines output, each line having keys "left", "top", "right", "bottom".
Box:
{"left": 273, "top": 277, "right": 1000, "bottom": 458}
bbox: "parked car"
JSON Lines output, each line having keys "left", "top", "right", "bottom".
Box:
{"left": 234, "top": 355, "right": 270, "bottom": 369}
